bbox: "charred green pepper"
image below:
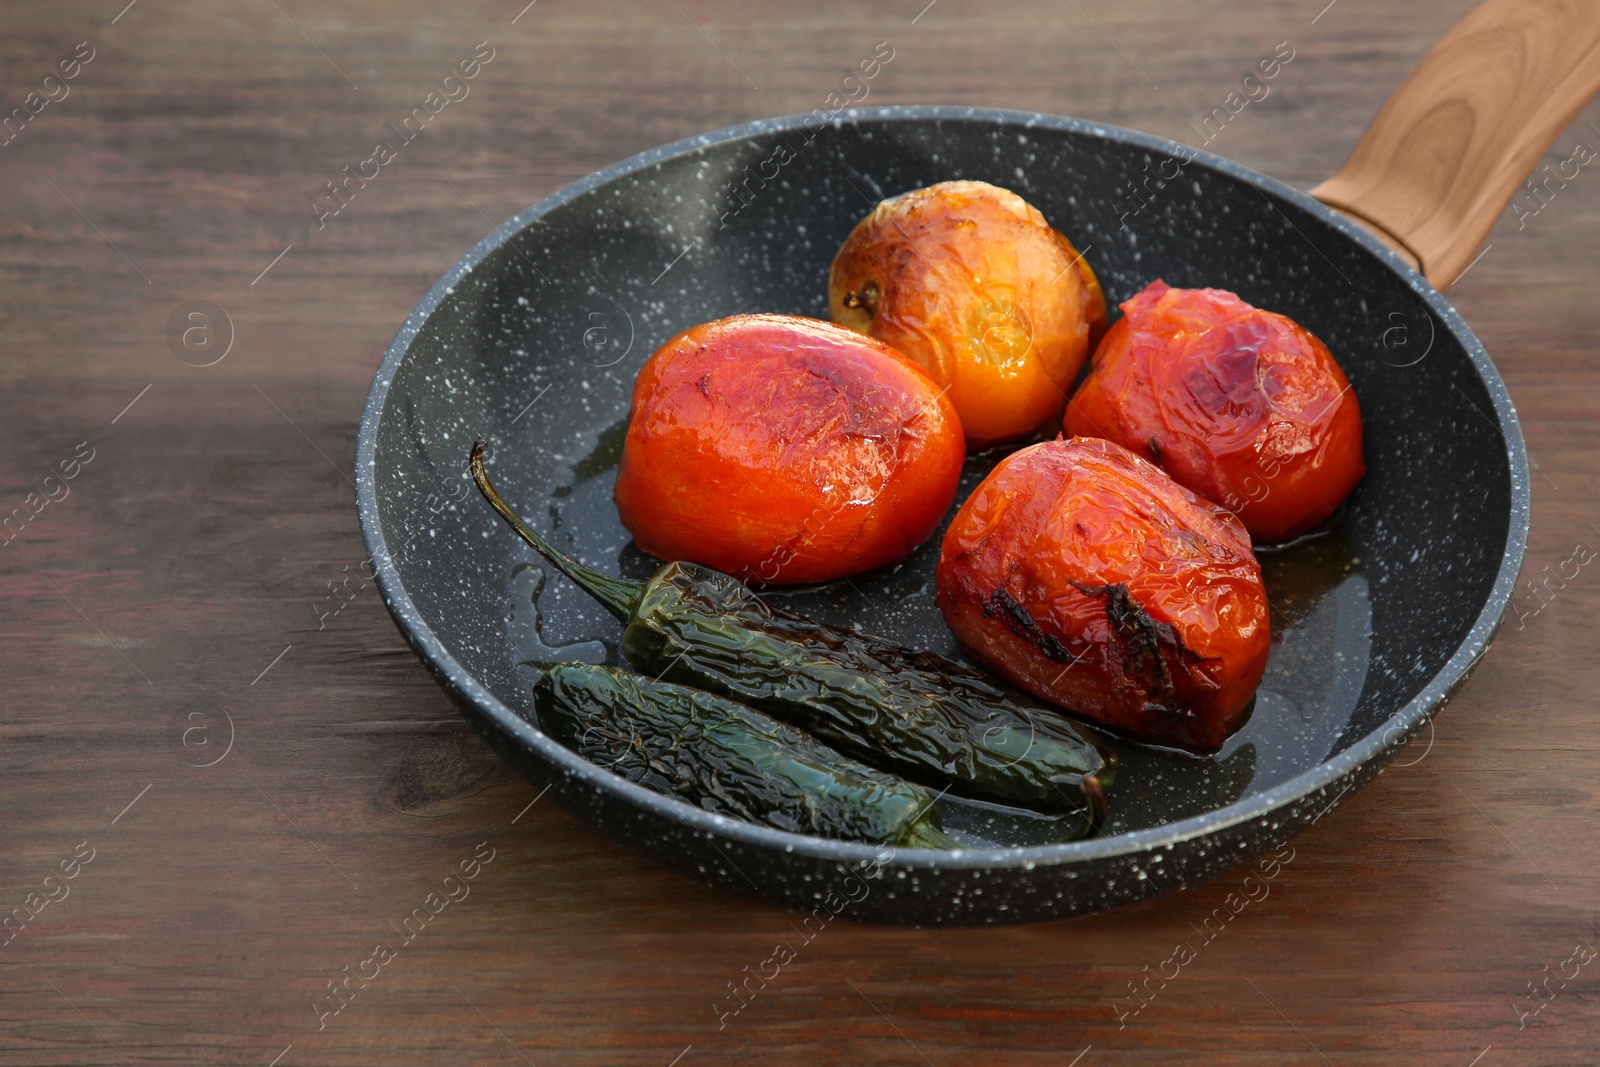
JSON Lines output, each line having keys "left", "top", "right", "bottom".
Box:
{"left": 535, "top": 663, "right": 959, "bottom": 848}
{"left": 472, "top": 442, "right": 1111, "bottom": 823}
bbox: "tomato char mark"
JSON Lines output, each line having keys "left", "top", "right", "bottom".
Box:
{"left": 982, "top": 586, "right": 1078, "bottom": 663}
{"left": 1069, "top": 580, "right": 1208, "bottom": 699}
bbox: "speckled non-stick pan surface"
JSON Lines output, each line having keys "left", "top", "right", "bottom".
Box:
{"left": 355, "top": 106, "right": 1529, "bottom": 925}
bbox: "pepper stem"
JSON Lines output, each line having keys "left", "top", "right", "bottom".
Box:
{"left": 899, "top": 818, "right": 962, "bottom": 851}
{"left": 470, "top": 440, "right": 643, "bottom": 622}
{"left": 1079, "top": 772, "right": 1108, "bottom": 832}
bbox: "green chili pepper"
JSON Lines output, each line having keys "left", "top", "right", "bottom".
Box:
{"left": 535, "top": 662, "right": 959, "bottom": 848}
{"left": 472, "top": 442, "right": 1111, "bottom": 826}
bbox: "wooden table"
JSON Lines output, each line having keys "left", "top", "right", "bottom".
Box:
{"left": 3, "top": 1, "right": 1597, "bottom": 1063}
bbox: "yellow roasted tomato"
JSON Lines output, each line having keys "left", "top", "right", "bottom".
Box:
{"left": 829, "top": 180, "right": 1106, "bottom": 446}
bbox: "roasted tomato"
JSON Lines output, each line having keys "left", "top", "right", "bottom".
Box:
{"left": 614, "top": 314, "right": 965, "bottom": 585}
{"left": 936, "top": 437, "right": 1269, "bottom": 752}
{"left": 829, "top": 180, "right": 1107, "bottom": 447}
{"left": 1066, "top": 281, "right": 1365, "bottom": 543}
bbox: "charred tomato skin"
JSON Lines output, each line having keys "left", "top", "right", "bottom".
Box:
{"left": 1066, "top": 281, "right": 1365, "bottom": 543}
{"left": 829, "top": 180, "right": 1107, "bottom": 447}
{"left": 935, "top": 436, "right": 1270, "bottom": 753}
{"left": 614, "top": 314, "right": 965, "bottom": 585}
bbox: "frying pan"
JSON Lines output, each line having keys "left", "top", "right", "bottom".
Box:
{"left": 356, "top": 2, "right": 1599, "bottom": 924}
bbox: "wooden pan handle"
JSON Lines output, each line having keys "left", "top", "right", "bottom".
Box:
{"left": 1311, "top": 0, "right": 1600, "bottom": 290}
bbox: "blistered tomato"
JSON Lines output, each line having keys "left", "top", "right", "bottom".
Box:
{"left": 936, "top": 436, "right": 1269, "bottom": 752}
{"left": 1066, "top": 281, "right": 1364, "bottom": 542}
{"left": 614, "top": 314, "right": 965, "bottom": 585}
{"left": 829, "top": 180, "right": 1106, "bottom": 447}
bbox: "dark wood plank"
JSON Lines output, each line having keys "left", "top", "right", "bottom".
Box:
{"left": 2, "top": 1, "right": 1598, "bottom": 1064}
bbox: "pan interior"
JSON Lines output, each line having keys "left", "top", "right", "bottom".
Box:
{"left": 372, "top": 114, "right": 1512, "bottom": 845}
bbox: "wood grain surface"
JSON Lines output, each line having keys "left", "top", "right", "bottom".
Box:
{"left": 2, "top": 1, "right": 1597, "bottom": 1064}
{"left": 1312, "top": 0, "right": 1600, "bottom": 288}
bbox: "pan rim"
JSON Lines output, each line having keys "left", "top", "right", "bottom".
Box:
{"left": 355, "top": 104, "right": 1531, "bottom": 873}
